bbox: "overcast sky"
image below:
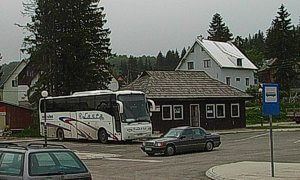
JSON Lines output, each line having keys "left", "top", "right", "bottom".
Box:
{"left": 0, "top": 0, "right": 299, "bottom": 64}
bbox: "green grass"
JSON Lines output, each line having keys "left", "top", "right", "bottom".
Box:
{"left": 246, "top": 102, "right": 300, "bottom": 125}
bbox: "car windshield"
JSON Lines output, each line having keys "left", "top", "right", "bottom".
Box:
{"left": 0, "top": 151, "right": 24, "bottom": 176}
{"left": 118, "top": 94, "right": 150, "bottom": 123}
{"left": 29, "top": 151, "right": 87, "bottom": 176}
{"left": 163, "top": 129, "right": 183, "bottom": 138}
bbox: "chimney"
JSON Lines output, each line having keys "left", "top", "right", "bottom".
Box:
{"left": 197, "top": 35, "right": 204, "bottom": 41}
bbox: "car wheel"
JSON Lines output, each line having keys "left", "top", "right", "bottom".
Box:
{"left": 146, "top": 152, "right": 155, "bottom": 156}
{"left": 165, "top": 145, "right": 175, "bottom": 156}
{"left": 98, "top": 129, "right": 108, "bottom": 144}
{"left": 205, "top": 141, "right": 214, "bottom": 151}
{"left": 57, "top": 128, "right": 64, "bottom": 141}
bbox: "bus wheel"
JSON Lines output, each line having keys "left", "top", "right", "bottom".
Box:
{"left": 57, "top": 128, "right": 64, "bottom": 141}
{"left": 98, "top": 129, "right": 108, "bottom": 144}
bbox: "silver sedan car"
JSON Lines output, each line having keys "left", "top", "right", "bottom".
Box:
{"left": 0, "top": 143, "right": 91, "bottom": 180}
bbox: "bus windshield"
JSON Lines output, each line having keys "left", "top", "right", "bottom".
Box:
{"left": 118, "top": 94, "right": 150, "bottom": 123}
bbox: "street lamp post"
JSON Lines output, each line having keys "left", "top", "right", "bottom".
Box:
{"left": 41, "top": 90, "right": 48, "bottom": 147}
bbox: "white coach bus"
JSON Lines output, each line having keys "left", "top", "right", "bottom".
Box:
{"left": 39, "top": 90, "right": 155, "bottom": 143}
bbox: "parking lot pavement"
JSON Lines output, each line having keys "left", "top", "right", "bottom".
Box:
{"left": 4, "top": 130, "right": 300, "bottom": 179}
{"left": 206, "top": 161, "right": 300, "bottom": 180}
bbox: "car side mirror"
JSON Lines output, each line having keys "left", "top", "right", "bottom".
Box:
{"left": 179, "top": 135, "right": 186, "bottom": 140}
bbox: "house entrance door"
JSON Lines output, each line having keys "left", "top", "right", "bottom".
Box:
{"left": 190, "top": 104, "right": 200, "bottom": 127}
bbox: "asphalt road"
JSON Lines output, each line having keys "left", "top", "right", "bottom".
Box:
{"left": 18, "top": 131, "right": 300, "bottom": 180}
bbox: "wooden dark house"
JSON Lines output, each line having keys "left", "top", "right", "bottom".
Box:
{"left": 123, "top": 71, "right": 251, "bottom": 133}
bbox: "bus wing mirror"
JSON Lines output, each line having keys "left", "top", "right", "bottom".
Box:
{"left": 116, "top": 100, "right": 124, "bottom": 114}
{"left": 147, "top": 99, "right": 155, "bottom": 112}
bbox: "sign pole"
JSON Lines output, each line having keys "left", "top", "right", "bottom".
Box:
{"left": 262, "top": 83, "right": 279, "bottom": 178}
{"left": 269, "top": 115, "right": 274, "bottom": 177}
{"left": 41, "top": 91, "right": 48, "bottom": 147}
{"left": 44, "top": 98, "right": 47, "bottom": 147}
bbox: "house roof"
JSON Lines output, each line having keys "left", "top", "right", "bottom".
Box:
{"left": 122, "top": 71, "right": 251, "bottom": 99}
{"left": 177, "top": 37, "right": 258, "bottom": 70}
{"left": 258, "top": 58, "right": 277, "bottom": 72}
{"left": 0, "top": 61, "right": 23, "bottom": 88}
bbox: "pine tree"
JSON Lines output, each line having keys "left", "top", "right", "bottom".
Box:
{"left": 207, "top": 13, "right": 233, "bottom": 42}
{"left": 265, "top": 4, "right": 297, "bottom": 93}
{"left": 23, "top": 0, "right": 111, "bottom": 101}
{"left": 180, "top": 47, "right": 187, "bottom": 59}
{"left": 156, "top": 51, "right": 164, "bottom": 70}
{"left": 296, "top": 21, "right": 300, "bottom": 59}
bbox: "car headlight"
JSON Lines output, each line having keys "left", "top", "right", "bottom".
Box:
{"left": 155, "top": 142, "right": 166, "bottom": 147}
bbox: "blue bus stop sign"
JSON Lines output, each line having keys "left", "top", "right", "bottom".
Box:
{"left": 262, "top": 83, "right": 280, "bottom": 116}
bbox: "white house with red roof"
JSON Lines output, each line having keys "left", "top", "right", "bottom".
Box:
{"left": 176, "top": 36, "right": 258, "bottom": 92}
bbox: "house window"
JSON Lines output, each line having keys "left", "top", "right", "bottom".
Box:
{"left": 245, "top": 78, "right": 250, "bottom": 86}
{"left": 12, "top": 80, "right": 18, "bottom": 87}
{"left": 216, "top": 104, "right": 225, "bottom": 118}
{"left": 162, "top": 105, "right": 172, "bottom": 120}
{"left": 206, "top": 104, "right": 215, "bottom": 119}
{"left": 236, "top": 78, "right": 241, "bottom": 82}
{"left": 231, "top": 104, "right": 240, "bottom": 118}
{"left": 187, "top": 62, "right": 194, "bottom": 70}
{"left": 204, "top": 60, "right": 211, "bottom": 68}
{"left": 201, "top": 47, "right": 205, "bottom": 51}
{"left": 173, "top": 105, "right": 183, "bottom": 120}
{"left": 226, "top": 77, "right": 231, "bottom": 85}
{"left": 237, "top": 58, "right": 242, "bottom": 66}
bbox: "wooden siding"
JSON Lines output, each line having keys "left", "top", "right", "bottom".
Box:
{"left": 0, "top": 102, "right": 33, "bottom": 129}
{"left": 151, "top": 98, "right": 246, "bottom": 133}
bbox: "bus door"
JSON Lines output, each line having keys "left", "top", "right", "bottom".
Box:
{"left": 70, "top": 112, "right": 78, "bottom": 139}
{"left": 113, "top": 103, "right": 121, "bottom": 133}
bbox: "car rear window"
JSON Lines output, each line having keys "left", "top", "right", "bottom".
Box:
{"left": 29, "top": 151, "right": 88, "bottom": 176}
{"left": 0, "top": 151, "right": 24, "bottom": 176}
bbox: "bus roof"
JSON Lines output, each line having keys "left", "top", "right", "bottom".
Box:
{"left": 42, "top": 90, "right": 145, "bottom": 100}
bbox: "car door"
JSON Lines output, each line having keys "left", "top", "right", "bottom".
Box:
{"left": 192, "top": 128, "right": 206, "bottom": 150}
{"left": 179, "top": 129, "right": 195, "bottom": 152}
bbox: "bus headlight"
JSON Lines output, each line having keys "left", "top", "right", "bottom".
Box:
{"left": 127, "top": 129, "right": 133, "bottom": 132}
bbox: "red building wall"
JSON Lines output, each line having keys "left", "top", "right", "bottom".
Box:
{"left": 0, "top": 102, "right": 33, "bottom": 130}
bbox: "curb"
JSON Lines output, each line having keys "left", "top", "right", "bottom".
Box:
{"left": 0, "top": 138, "right": 54, "bottom": 143}
{"left": 210, "top": 128, "right": 300, "bottom": 135}
{"left": 206, "top": 166, "right": 227, "bottom": 180}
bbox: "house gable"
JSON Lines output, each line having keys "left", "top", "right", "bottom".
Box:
{"left": 1, "top": 60, "right": 28, "bottom": 105}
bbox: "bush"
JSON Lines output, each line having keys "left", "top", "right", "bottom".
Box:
{"left": 13, "top": 124, "right": 41, "bottom": 137}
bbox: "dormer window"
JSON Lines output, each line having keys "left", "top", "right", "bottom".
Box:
{"left": 237, "top": 58, "right": 242, "bottom": 66}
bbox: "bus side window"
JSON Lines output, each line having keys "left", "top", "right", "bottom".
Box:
{"left": 97, "top": 102, "right": 111, "bottom": 114}
{"left": 46, "top": 100, "right": 54, "bottom": 112}
{"left": 79, "top": 96, "right": 95, "bottom": 110}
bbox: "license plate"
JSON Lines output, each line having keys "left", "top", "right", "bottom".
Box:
{"left": 145, "top": 147, "right": 152, "bottom": 151}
